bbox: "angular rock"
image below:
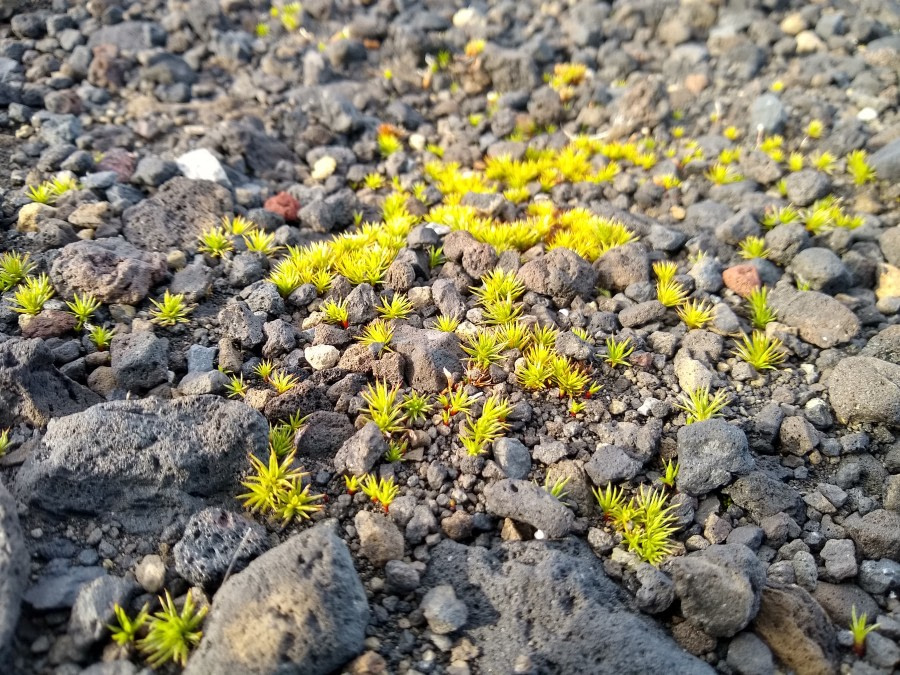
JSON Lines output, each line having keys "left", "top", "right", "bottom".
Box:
{"left": 726, "top": 632, "right": 775, "bottom": 675}
{"left": 354, "top": 511, "right": 404, "bottom": 566}
{"left": 483, "top": 479, "right": 573, "bottom": 538}
{"left": 593, "top": 243, "right": 650, "bottom": 292}
{"left": 173, "top": 508, "right": 269, "bottom": 591}
{"left": 517, "top": 248, "right": 598, "bottom": 303}
{"left": 422, "top": 538, "right": 714, "bottom": 674}
{"left": 219, "top": 300, "right": 265, "bottom": 349}
{"left": 420, "top": 585, "right": 467, "bottom": 634}
{"left": 753, "top": 583, "right": 836, "bottom": 675}
{"left": 390, "top": 325, "right": 464, "bottom": 392}
{"left": 68, "top": 575, "right": 139, "bottom": 650}
{"left": 0, "top": 338, "right": 101, "bottom": 428}
{"left": 492, "top": 437, "right": 531, "bottom": 480}
{"left": 24, "top": 565, "right": 106, "bottom": 611}
{"left": 122, "top": 177, "right": 233, "bottom": 252}
{"left": 183, "top": 523, "right": 369, "bottom": 675}
{"left": 676, "top": 420, "right": 754, "bottom": 496}
{"left": 333, "top": 422, "right": 388, "bottom": 476}
{"left": 828, "top": 356, "right": 900, "bottom": 426}
{"left": 110, "top": 331, "right": 169, "bottom": 392}
{"left": 49, "top": 238, "right": 168, "bottom": 305}
{"left": 15, "top": 396, "right": 267, "bottom": 527}
{"left": 672, "top": 544, "right": 767, "bottom": 637}
{"left": 844, "top": 509, "right": 900, "bottom": 561}
{"left": 769, "top": 288, "right": 859, "bottom": 348}
{"left": 726, "top": 472, "right": 805, "bottom": 523}
{"left": 584, "top": 445, "right": 644, "bottom": 486}
{"left": 294, "top": 411, "right": 355, "bottom": 461}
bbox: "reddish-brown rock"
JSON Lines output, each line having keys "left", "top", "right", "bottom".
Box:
{"left": 264, "top": 192, "right": 300, "bottom": 222}
{"left": 722, "top": 264, "right": 761, "bottom": 298}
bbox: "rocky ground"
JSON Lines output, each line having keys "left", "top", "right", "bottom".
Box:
{"left": 1, "top": 0, "right": 900, "bottom": 674}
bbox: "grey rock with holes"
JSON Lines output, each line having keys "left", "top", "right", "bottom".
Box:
{"left": 173, "top": 508, "right": 269, "bottom": 590}
{"left": 183, "top": 522, "right": 369, "bottom": 675}
{"left": 769, "top": 288, "right": 859, "bottom": 348}
{"left": 517, "top": 247, "right": 598, "bottom": 303}
{"left": 390, "top": 325, "right": 465, "bottom": 392}
{"left": 820, "top": 539, "right": 857, "bottom": 580}
{"left": 828, "top": 356, "right": 900, "bottom": 426}
{"left": 0, "top": 338, "right": 101, "bottom": 428}
{"left": 788, "top": 248, "right": 851, "bottom": 294}
{"left": 676, "top": 420, "right": 754, "bottom": 496}
{"left": 845, "top": 509, "right": 900, "bottom": 561}
{"left": 219, "top": 300, "right": 265, "bottom": 349}
{"left": 422, "top": 538, "right": 714, "bottom": 674}
{"left": 110, "top": 331, "right": 169, "bottom": 393}
{"left": 584, "top": 445, "right": 644, "bottom": 485}
{"left": 671, "top": 544, "right": 767, "bottom": 637}
{"left": 333, "top": 422, "right": 388, "bottom": 476}
{"left": 15, "top": 396, "right": 267, "bottom": 528}
{"left": 49, "top": 238, "right": 168, "bottom": 305}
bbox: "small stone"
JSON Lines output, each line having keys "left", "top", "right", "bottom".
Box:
{"left": 492, "top": 438, "right": 531, "bottom": 480}
{"left": 420, "top": 585, "right": 467, "bottom": 635}
{"left": 354, "top": 511, "right": 404, "bottom": 566}
{"left": 305, "top": 344, "right": 340, "bottom": 371}
{"left": 176, "top": 148, "right": 229, "bottom": 186}
{"left": 820, "top": 539, "right": 857, "bottom": 580}
{"left": 722, "top": 265, "right": 761, "bottom": 298}
{"left": 311, "top": 156, "right": 337, "bottom": 181}
{"left": 135, "top": 554, "right": 166, "bottom": 593}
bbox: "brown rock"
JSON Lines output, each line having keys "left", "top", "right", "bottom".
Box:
{"left": 684, "top": 73, "right": 709, "bottom": 95}
{"left": 876, "top": 262, "right": 900, "bottom": 300}
{"left": 722, "top": 264, "right": 761, "bottom": 298}
{"left": 20, "top": 310, "right": 77, "bottom": 339}
{"left": 264, "top": 192, "right": 300, "bottom": 222}
{"left": 96, "top": 148, "right": 136, "bottom": 182}
{"left": 753, "top": 583, "right": 837, "bottom": 675}
{"left": 813, "top": 582, "right": 878, "bottom": 627}
{"left": 671, "top": 621, "right": 716, "bottom": 655}
{"left": 354, "top": 511, "right": 404, "bottom": 566}
{"left": 348, "top": 651, "right": 388, "bottom": 675}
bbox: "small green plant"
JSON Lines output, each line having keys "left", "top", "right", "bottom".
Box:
{"left": 240, "top": 450, "right": 322, "bottom": 525}
{"left": 531, "top": 324, "right": 559, "bottom": 350}
{"left": 225, "top": 374, "right": 248, "bottom": 399}
{"left": 358, "top": 319, "right": 394, "bottom": 353}
{"left": 0, "top": 251, "right": 36, "bottom": 291}
{"left": 360, "top": 474, "right": 400, "bottom": 511}
{"left": 675, "top": 386, "right": 730, "bottom": 424}
{"left": 705, "top": 162, "right": 743, "bottom": 185}
{"left": 551, "top": 355, "right": 591, "bottom": 398}
{"left": 517, "top": 344, "right": 554, "bottom": 391}
{"left": 384, "top": 438, "right": 407, "bottom": 463}
{"left": 796, "top": 276, "right": 811, "bottom": 291}
{"left": 108, "top": 603, "right": 150, "bottom": 648}
{"left": 568, "top": 398, "right": 586, "bottom": 416}
{"left": 269, "top": 261, "right": 302, "bottom": 297}
{"left": 10, "top": 274, "right": 54, "bottom": 315}
{"left": 747, "top": 286, "right": 777, "bottom": 329}
{"left": 268, "top": 424, "right": 295, "bottom": 458}
{"left": 436, "top": 386, "right": 477, "bottom": 424}
{"left": 344, "top": 474, "right": 362, "bottom": 494}
{"left": 363, "top": 173, "right": 384, "bottom": 190}
{"left": 25, "top": 182, "right": 57, "bottom": 204}
{"left": 402, "top": 390, "right": 432, "bottom": 424}
{"left": 482, "top": 297, "right": 522, "bottom": 325}
{"left": 652, "top": 261, "right": 677, "bottom": 284}
{"left": 656, "top": 279, "right": 688, "bottom": 307}
{"left": 149, "top": 291, "right": 193, "bottom": 327}
{"left": 65, "top": 292, "right": 101, "bottom": 330}
{"left": 321, "top": 298, "right": 349, "bottom": 328}
{"left": 433, "top": 314, "right": 460, "bottom": 332}
{"left": 255, "top": 21, "right": 269, "bottom": 37}
{"left": 254, "top": 359, "right": 275, "bottom": 383}
{"left": 620, "top": 487, "right": 679, "bottom": 565}
{"left": 273, "top": 475, "right": 325, "bottom": 525}
{"left": 88, "top": 325, "right": 115, "bottom": 350}
{"left": 224, "top": 214, "right": 255, "bottom": 235}
{"left": 269, "top": 370, "right": 299, "bottom": 395}
{"left": 733, "top": 331, "right": 785, "bottom": 370}
{"left": 377, "top": 294, "right": 414, "bottom": 320}
{"left": 660, "top": 458, "right": 679, "bottom": 488}
{"left": 243, "top": 229, "right": 281, "bottom": 256}
{"left": 676, "top": 299, "right": 714, "bottom": 330}
{"left": 0, "top": 429, "right": 11, "bottom": 457}
{"left": 806, "top": 119, "right": 824, "bottom": 139}
{"left": 811, "top": 150, "right": 837, "bottom": 174}
{"left": 846, "top": 150, "right": 876, "bottom": 185}
{"left": 198, "top": 227, "right": 234, "bottom": 257}
{"left": 604, "top": 336, "right": 634, "bottom": 367}
{"left": 428, "top": 245, "right": 445, "bottom": 268}
{"left": 592, "top": 483, "right": 626, "bottom": 521}
{"left": 377, "top": 129, "right": 402, "bottom": 157}
{"left": 459, "top": 394, "right": 511, "bottom": 456}
{"left": 542, "top": 475, "right": 571, "bottom": 501}
{"left": 473, "top": 269, "right": 526, "bottom": 306}
{"left": 850, "top": 605, "right": 879, "bottom": 657}
{"left": 738, "top": 236, "right": 770, "bottom": 260}
{"left": 137, "top": 591, "right": 207, "bottom": 668}
{"left": 461, "top": 329, "right": 506, "bottom": 372}
{"left": 498, "top": 320, "right": 531, "bottom": 350}
{"left": 362, "top": 380, "right": 406, "bottom": 434}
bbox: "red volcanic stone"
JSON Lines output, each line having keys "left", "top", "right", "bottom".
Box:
{"left": 264, "top": 192, "right": 300, "bottom": 222}
{"left": 21, "top": 310, "right": 78, "bottom": 339}
{"left": 722, "top": 264, "right": 761, "bottom": 298}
